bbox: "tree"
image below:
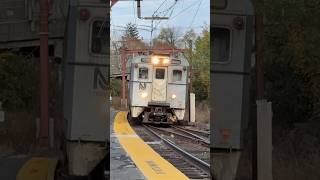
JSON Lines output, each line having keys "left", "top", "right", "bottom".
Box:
{"left": 183, "top": 29, "right": 197, "bottom": 63}
{"left": 253, "top": 0, "right": 320, "bottom": 123}
{"left": 183, "top": 29, "right": 197, "bottom": 49}
{"left": 183, "top": 26, "right": 210, "bottom": 101}
{"left": 122, "top": 22, "right": 140, "bottom": 39}
{"left": 154, "top": 27, "right": 180, "bottom": 47}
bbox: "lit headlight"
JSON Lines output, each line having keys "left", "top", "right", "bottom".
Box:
{"left": 151, "top": 57, "right": 160, "bottom": 64}
{"left": 171, "top": 94, "right": 177, "bottom": 99}
{"left": 140, "top": 92, "right": 148, "bottom": 98}
{"left": 162, "top": 58, "right": 170, "bottom": 64}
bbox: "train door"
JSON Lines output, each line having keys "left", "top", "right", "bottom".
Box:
{"left": 152, "top": 67, "right": 167, "bottom": 102}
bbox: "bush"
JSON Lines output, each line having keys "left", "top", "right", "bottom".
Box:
{"left": 265, "top": 58, "right": 313, "bottom": 125}
{"left": 110, "top": 78, "right": 121, "bottom": 97}
{"left": 0, "top": 53, "right": 37, "bottom": 111}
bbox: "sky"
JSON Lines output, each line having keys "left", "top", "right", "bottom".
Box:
{"left": 111, "top": 0, "right": 210, "bottom": 42}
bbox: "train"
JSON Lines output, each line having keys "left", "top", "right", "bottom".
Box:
{"left": 127, "top": 53, "right": 189, "bottom": 124}
{"left": 0, "top": 0, "right": 109, "bottom": 177}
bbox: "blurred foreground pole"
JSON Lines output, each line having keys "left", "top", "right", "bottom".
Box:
{"left": 255, "top": 13, "right": 272, "bottom": 180}
{"left": 39, "top": 0, "right": 49, "bottom": 146}
{"left": 255, "top": 15, "right": 265, "bottom": 100}
{"left": 256, "top": 100, "right": 273, "bottom": 180}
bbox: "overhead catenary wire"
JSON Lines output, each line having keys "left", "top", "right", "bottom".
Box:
{"left": 111, "top": 0, "right": 208, "bottom": 43}
{"left": 187, "top": 0, "right": 203, "bottom": 30}
{"left": 169, "top": 0, "right": 200, "bottom": 20}
{"left": 153, "top": 0, "right": 178, "bottom": 31}
{"left": 152, "top": 0, "right": 169, "bottom": 17}
{"left": 154, "top": 0, "right": 200, "bottom": 33}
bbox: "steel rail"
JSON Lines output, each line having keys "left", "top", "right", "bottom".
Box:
{"left": 148, "top": 125, "right": 210, "bottom": 146}
{"left": 143, "top": 125, "right": 211, "bottom": 175}
{"left": 174, "top": 126, "right": 210, "bottom": 136}
{"left": 172, "top": 126, "right": 210, "bottom": 144}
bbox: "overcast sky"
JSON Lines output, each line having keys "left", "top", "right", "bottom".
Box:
{"left": 111, "top": 0, "right": 209, "bottom": 42}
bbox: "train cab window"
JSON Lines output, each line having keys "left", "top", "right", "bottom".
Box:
{"left": 172, "top": 70, "right": 182, "bottom": 82}
{"left": 155, "top": 69, "right": 165, "bottom": 79}
{"left": 212, "top": 28, "right": 231, "bottom": 63}
{"left": 91, "top": 20, "right": 108, "bottom": 55}
{"left": 138, "top": 67, "right": 148, "bottom": 79}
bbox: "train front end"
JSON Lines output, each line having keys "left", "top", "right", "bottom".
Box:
{"left": 128, "top": 54, "right": 189, "bottom": 124}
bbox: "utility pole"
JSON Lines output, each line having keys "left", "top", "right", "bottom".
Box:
{"left": 120, "top": 48, "right": 127, "bottom": 109}
{"left": 39, "top": 0, "right": 49, "bottom": 146}
{"left": 188, "top": 40, "right": 193, "bottom": 92}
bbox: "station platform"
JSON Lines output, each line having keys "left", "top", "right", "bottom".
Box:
{"left": 111, "top": 111, "right": 189, "bottom": 180}
{"left": 110, "top": 110, "right": 145, "bottom": 180}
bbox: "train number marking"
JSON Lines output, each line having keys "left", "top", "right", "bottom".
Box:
{"left": 139, "top": 82, "right": 146, "bottom": 90}
{"left": 145, "top": 160, "right": 165, "bottom": 174}
{"left": 93, "top": 67, "right": 107, "bottom": 91}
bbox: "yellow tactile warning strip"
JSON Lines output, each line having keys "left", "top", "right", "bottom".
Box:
{"left": 114, "top": 111, "right": 189, "bottom": 180}
{"left": 16, "top": 157, "right": 57, "bottom": 180}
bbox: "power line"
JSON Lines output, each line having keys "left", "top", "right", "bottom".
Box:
{"left": 170, "top": 0, "right": 199, "bottom": 20}
{"left": 152, "top": 0, "right": 169, "bottom": 16}
{"left": 187, "top": 0, "right": 203, "bottom": 30}
{"left": 154, "top": 0, "right": 178, "bottom": 30}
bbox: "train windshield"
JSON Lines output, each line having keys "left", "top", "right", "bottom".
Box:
{"left": 139, "top": 67, "right": 148, "bottom": 79}
{"left": 155, "top": 69, "right": 165, "bottom": 79}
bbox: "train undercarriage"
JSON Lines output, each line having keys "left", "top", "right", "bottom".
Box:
{"left": 128, "top": 106, "right": 185, "bottom": 125}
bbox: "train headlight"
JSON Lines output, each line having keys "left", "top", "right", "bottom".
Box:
{"left": 171, "top": 94, "right": 177, "bottom": 99}
{"left": 162, "top": 58, "right": 170, "bottom": 64}
{"left": 140, "top": 92, "right": 148, "bottom": 98}
{"left": 151, "top": 57, "right": 160, "bottom": 64}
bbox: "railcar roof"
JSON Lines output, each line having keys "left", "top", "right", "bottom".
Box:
{"left": 128, "top": 55, "right": 189, "bottom": 66}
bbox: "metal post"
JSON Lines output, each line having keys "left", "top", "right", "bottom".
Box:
{"left": 39, "top": 0, "right": 49, "bottom": 146}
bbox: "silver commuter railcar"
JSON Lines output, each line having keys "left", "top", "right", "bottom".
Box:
{"left": 127, "top": 54, "right": 189, "bottom": 124}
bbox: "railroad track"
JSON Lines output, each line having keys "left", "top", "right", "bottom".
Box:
{"left": 133, "top": 125, "right": 210, "bottom": 179}
{"left": 171, "top": 126, "right": 210, "bottom": 145}
{"left": 173, "top": 126, "right": 210, "bottom": 139}
{"left": 145, "top": 125, "right": 210, "bottom": 163}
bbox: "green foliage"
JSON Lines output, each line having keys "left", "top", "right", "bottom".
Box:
{"left": 186, "top": 26, "right": 210, "bottom": 101}
{"left": 110, "top": 78, "right": 121, "bottom": 96}
{"left": 123, "top": 23, "right": 140, "bottom": 39}
{"left": 0, "top": 53, "right": 37, "bottom": 111}
{"left": 257, "top": 0, "right": 320, "bottom": 123}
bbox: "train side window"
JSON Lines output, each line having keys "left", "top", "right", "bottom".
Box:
{"left": 139, "top": 67, "right": 148, "bottom": 79}
{"left": 172, "top": 70, "right": 182, "bottom": 82}
{"left": 212, "top": 27, "right": 231, "bottom": 63}
{"left": 212, "top": 0, "right": 227, "bottom": 9}
{"left": 155, "top": 69, "right": 165, "bottom": 79}
{"left": 91, "top": 20, "right": 108, "bottom": 55}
